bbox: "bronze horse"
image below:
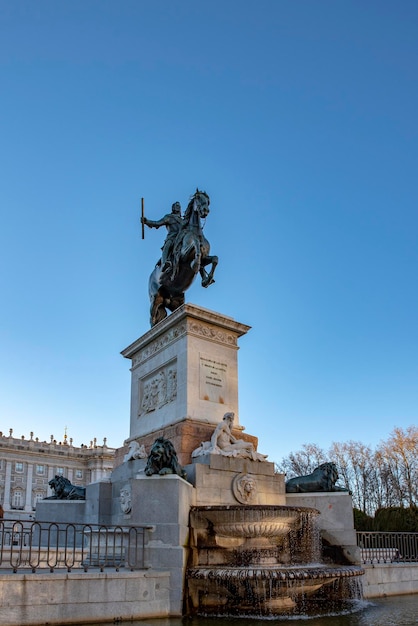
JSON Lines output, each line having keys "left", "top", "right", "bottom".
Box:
{"left": 148, "top": 190, "right": 218, "bottom": 326}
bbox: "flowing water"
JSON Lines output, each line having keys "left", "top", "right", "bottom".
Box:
{"left": 186, "top": 505, "right": 363, "bottom": 617}
{"left": 76, "top": 594, "right": 418, "bottom": 626}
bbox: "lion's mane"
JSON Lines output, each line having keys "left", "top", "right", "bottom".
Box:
{"left": 144, "top": 437, "right": 186, "bottom": 478}
{"left": 46, "top": 475, "right": 86, "bottom": 500}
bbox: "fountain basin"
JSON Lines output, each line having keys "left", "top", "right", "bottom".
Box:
{"left": 189, "top": 564, "right": 363, "bottom": 581}
{"left": 186, "top": 504, "right": 364, "bottom": 617}
{"left": 187, "top": 565, "right": 364, "bottom": 616}
{"left": 190, "top": 504, "right": 320, "bottom": 551}
{"left": 191, "top": 504, "right": 315, "bottom": 537}
{"left": 214, "top": 518, "right": 299, "bottom": 538}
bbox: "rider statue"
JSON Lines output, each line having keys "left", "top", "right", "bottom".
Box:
{"left": 142, "top": 189, "right": 218, "bottom": 327}
{"left": 142, "top": 202, "right": 183, "bottom": 273}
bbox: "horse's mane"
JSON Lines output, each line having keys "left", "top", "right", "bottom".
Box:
{"left": 183, "top": 189, "right": 209, "bottom": 221}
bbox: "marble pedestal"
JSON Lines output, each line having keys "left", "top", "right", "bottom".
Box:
{"left": 120, "top": 304, "right": 252, "bottom": 465}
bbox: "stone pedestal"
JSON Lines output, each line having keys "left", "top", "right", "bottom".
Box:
{"left": 112, "top": 473, "right": 195, "bottom": 614}
{"left": 35, "top": 500, "right": 86, "bottom": 524}
{"left": 286, "top": 492, "right": 361, "bottom": 564}
{"left": 121, "top": 304, "right": 251, "bottom": 465}
{"left": 114, "top": 420, "right": 258, "bottom": 469}
{"left": 185, "top": 455, "right": 286, "bottom": 507}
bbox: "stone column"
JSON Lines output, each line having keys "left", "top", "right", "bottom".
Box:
{"left": 3, "top": 461, "right": 12, "bottom": 511}
{"left": 47, "top": 466, "right": 55, "bottom": 497}
{"left": 24, "top": 463, "right": 34, "bottom": 511}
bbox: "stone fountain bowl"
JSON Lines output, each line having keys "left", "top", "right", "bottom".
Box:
{"left": 214, "top": 518, "right": 298, "bottom": 538}
{"left": 186, "top": 565, "right": 365, "bottom": 617}
{"left": 191, "top": 505, "right": 318, "bottom": 539}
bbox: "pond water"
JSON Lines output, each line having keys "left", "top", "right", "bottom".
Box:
{"left": 80, "top": 594, "right": 418, "bottom": 626}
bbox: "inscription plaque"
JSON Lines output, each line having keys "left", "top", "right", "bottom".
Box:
{"left": 200, "top": 354, "right": 227, "bottom": 404}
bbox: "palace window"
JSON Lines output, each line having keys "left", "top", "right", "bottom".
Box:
{"left": 15, "top": 462, "right": 24, "bottom": 473}
{"left": 76, "top": 469, "right": 83, "bottom": 479}
{"left": 12, "top": 489, "right": 23, "bottom": 509}
{"left": 33, "top": 492, "right": 44, "bottom": 508}
{"left": 56, "top": 467, "right": 64, "bottom": 476}
{"left": 36, "top": 465, "right": 45, "bottom": 475}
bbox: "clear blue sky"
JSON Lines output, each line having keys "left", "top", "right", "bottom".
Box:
{"left": 1, "top": 1, "right": 417, "bottom": 463}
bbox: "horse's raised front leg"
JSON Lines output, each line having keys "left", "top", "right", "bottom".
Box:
{"left": 200, "top": 255, "right": 218, "bottom": 287}
{"left": 180, "top": 233, "right": 201, "bottom": 275}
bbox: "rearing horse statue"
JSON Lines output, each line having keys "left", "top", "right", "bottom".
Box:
{"left": 143, "top": 189, "right": 218, "bottom": 327}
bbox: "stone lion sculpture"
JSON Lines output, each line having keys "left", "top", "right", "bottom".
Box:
{"left": 285, "top": 462, "right": 348, "bottom": 493}
{"left": 144, "top": 437, "right": 186, "bottom": 479}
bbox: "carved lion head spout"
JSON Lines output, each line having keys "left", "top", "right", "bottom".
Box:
{"left": 144, "top": 437, "right": 187, "bottom": 479}
{"left": 285, "top": 462, "right": 348, "bottom": 493}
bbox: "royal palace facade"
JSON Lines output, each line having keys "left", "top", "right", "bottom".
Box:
{"left": 0, "top": 429, "right": 116, "bottom": 519}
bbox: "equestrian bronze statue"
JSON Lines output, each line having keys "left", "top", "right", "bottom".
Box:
{"left": 142, "top": 189, "right": 218, "bottom": 326}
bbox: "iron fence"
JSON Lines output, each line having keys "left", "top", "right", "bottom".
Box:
{"left": 357, "top": 531, "right": 418, "bottom": 564}
{"left": 0, "top": 519, "right": 155, "bottom": 573}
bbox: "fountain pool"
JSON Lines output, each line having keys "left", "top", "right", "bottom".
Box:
{"left": 75, "top": 594, "right": 418, "bottom": 626}
{"left": 185, "top": 505, "right": 364, "bottom": 617}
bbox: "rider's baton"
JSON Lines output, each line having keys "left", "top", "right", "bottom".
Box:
{"left": 141, "top": 197, "right": 145, "bottom": 239}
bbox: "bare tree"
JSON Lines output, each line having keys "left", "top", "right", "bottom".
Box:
{"left": 377, "top": 426, "right": 418, "bottom": 508}
{"left": 278, "top": 425, "right": 418, "bottom": 515}
{"left": 277, "top": 443, "right": 326, "bottom": 479}
{"left": 328, "top": 441, "right": 351, "bottom": 491}
{"left": 370, "top": 450, "right": 393, "bottom": 511}
{"left": 328, "top": 441, "right": 376, "bottom": 514}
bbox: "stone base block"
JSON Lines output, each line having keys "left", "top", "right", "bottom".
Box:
{"left": 185, "top": 454, "right": 286, "bottom": 506}
{"left": 0, "top": 570, "right": 170, "bottom": 625}
{"left": 363, "top": 563, "right": 418, "bottom": 598}
{"left": 35, "top": 500, "right": 86, "bottom": 524}
{"left": 114, "top": 419, "right": 258, "bottom": 468}
{"left": 84, "top": 481, "right": 113, "bottom": 525}
{"left": 108, "top": 473, "right": 195, "bottom": 612}
{"left": 286, "top": 492, "right": 359, "bottom": 564}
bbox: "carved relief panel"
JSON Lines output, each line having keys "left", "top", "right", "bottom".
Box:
{"left": 138, "top": 361, "right": 177, "bottom": 415}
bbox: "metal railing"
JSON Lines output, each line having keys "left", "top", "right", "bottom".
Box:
{"left": 357, "top": 531, "right": 418, "bottom": 564}
{"left": 0, "top": 520, "right": 155, "bottom": 573}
